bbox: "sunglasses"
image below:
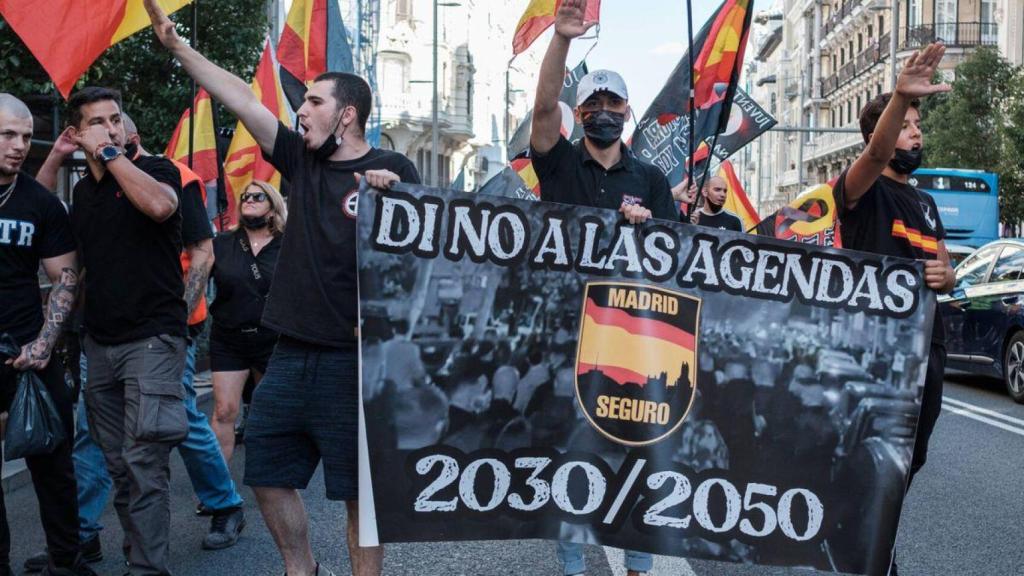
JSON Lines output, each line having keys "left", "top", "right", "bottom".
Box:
{"left": 241, "top": 192, "right": 268, "bottom": 203}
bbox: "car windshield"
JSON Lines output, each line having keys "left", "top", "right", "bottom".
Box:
{"left": 956, "top": 246, "right": 1000, "bottom": 289}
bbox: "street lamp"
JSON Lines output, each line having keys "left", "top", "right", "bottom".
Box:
{"left": 433, "top": 0, "right": 461, "bottom": 187}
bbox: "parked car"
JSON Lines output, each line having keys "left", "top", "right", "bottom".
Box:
{"left": 939, "top": 239, "right": 1024, "bottom": 403}
{"left": 945, "top": 242, "right": 977, "bottom": 269}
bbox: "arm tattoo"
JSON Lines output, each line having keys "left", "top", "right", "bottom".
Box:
{"left": 184, "top": 257, "right": 212, "bottom": 317}
{"left": 31, "top": 267, "right": 78, "bottom": 361}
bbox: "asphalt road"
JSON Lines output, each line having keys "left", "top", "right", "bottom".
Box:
{"left": 4, "top": 373, "right": 1023, "bottom": 575}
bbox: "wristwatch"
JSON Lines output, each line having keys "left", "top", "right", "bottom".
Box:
{"left": 95, "top": 145, "right": 123, "bottom": 164}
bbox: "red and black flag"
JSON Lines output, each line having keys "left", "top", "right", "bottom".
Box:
{"left": 277, "top": 0, "right": 353, "bottom": 111}
{"left": 754, "top": 179, "right": 842, "bottom": 247}
{"left": 631, "top": 0, "right": 754, "bottom": 186}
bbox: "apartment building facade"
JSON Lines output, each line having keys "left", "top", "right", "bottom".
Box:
{"left": 745, "top": 0, "right": 1023, "bottom": 214}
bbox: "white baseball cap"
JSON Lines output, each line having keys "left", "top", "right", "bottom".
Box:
{"left": 575, "top": 70, "right": 629, "bottom": 107}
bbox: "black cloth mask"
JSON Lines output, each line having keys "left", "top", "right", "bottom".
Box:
{"left": 240, "top": 215, "right": 268, "bottom": 230}
{"left": 314, "top": 113, "right": 348, "bottom": 160}
{"left": 889, "top": 147, "right": 923, "bottom": 175}
{"left": 582, "top": 110, "right": 626, "bottom": 149}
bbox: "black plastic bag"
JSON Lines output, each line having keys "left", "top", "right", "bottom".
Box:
{"left": 4, "top": 369, "right": 66, "bottom": 461}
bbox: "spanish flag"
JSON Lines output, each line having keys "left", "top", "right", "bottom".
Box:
{"left": 277, "top": 0, "right": 354, "bottom": 110}
{"left": 578, "top": 297, "right": 696, "bottom": 389}
{"left": 0, "top": 0, "right": 192, "bottom": 98}
{"left": 164, "top": 89, "right": 219, "bottom": 184}
{"left": 512, "top": 0, "right": 602, "bottom": 56}
{"left": 222, "top": 40, "right": 293, "bottom": 226}
{"left": 718, "top": 160, "right": 759, "bottom": 232}
{"left": 510, "top": 156, "right": 540, "bottom": 197}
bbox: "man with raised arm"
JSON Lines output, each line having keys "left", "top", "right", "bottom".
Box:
{"left": 143, "top": 2, "right": 420, "bottom": 575}
{"left": 831, "top": 43, "right": 954, "bottom": 576}
{"left": 530, "top": 0, "right": 676, "bottom": 228}
{"left": 530, "top": 1, "right": 659, "bottom": 574}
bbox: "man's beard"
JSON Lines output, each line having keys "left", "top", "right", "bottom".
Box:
{"left": 0, "top": 165, "right": 18, "bottom": 178}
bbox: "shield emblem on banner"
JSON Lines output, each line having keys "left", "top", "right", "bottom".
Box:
{"left": 575, "top": 282, "right": 701, "bottom": 446}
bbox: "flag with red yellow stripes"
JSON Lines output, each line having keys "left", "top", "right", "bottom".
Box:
{"left": 512, "top": 0, "right": 601, "bottom": 56}
{"left": 164, "top": 88, "right": 219, "bottom": 184}
{"left": 277, "top": 0, "right": 353, "bottom": 110}
{"left": 0, "top": 0, "right": 192, "bottom": 98}
{"left": 222, "top": 40, "right": 294, "bottom": 227}
{"left": 717, "top": 160, "right": 759, "bottom": 232}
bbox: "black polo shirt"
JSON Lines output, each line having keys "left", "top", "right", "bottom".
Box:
{"left": 531, "top": 136, "right": 678, "bottom": 220}
{"left": 71, "top": 156, "right": 186, "bottom": 344}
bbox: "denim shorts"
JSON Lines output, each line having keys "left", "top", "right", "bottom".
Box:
{"left": 243, "top": 336, "right": 359, "bottom": 500}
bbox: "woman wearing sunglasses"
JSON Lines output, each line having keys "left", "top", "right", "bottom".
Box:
{"left": 208, "top": 180, "right": 287, "bottom": 463}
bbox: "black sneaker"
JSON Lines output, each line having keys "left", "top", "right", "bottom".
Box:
{"left": 24, "top": 538, "right": 101, "bottom": 573}
{"left": 202, "top": 507, "right": 245, "bottom": 550}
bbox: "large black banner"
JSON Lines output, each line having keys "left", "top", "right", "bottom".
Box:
{"left": 357, "top": 184, "right": 934, "bottom": 575}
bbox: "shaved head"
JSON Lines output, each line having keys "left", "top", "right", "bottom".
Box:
{"left": 0, "top": 93, "right": 33, "bottom": 182}
{"left": 703, "top": 175, "right": 728, "bottom": 191}
{"left": 0, "top": 94, "right": 32, "bottom": 120}
{"left": 121, "top": 112, "right": 138, "bottom": 137}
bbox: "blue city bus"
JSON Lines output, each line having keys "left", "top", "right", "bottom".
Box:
{"left": 908, "top": 168, "right": 999, "bottom": 248}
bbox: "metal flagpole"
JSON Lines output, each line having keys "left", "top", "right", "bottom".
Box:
{"left": 188, "top": 0, "right": 198, "bottom": 169}
{"left": 684, "top": 0, "right": 698, "bottom": 216}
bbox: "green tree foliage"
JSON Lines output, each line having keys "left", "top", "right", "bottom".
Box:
{"left": 0, "top": 0, "right": 269, "bottom": 151}
{"left": 920, "top": 47, "right": 1024, "bottom": 229}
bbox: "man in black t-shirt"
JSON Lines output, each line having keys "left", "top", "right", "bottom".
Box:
{"left": 0, "top": 94, "right": 94, "bottom": 576}
{"left": 54, "top": 86, "right": 189, "bottom": 576}
{"left": 831, "top": 44, "right": 954, "bottom": 576}
{"left": 145, "top": 3, "right": 418, "bottom": 575}
{"left": 686, "top": 175, "right": 743, "bottom": 232}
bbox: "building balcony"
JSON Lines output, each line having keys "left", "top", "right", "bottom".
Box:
{"left": 900, "top": 22, "right": 999, "bottom": 52}
{"left": 805, "top": 129, "right": 862, "bottom": 164}
{"left": 819, "top": 23, "right": 996, "bottom": 98}
{"left": 380, "top": 90, "right": 470, "bottom": 139}
{"left": 822, "top": 0, "right": 861, "bottom": 38}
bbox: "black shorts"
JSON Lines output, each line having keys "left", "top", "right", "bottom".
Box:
{"left": 209, "top": 324, "right": 278, "bottom": 374}
{"left": 243, "top": 336, "right": 359, "bottom": 501}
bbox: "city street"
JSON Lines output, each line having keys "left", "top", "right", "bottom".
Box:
{"left": 3, "top": 373, "right": 1023, "bottom": 576}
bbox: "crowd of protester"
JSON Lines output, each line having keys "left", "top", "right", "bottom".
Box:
{"left": 0, "top": 1, "right": 957, "bottom": 575}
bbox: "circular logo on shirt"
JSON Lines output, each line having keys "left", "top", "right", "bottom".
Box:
{"left": 342, "top": 188, "right": 359, "bottom": 219}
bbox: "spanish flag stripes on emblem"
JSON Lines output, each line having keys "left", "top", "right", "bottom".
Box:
{"left": 577, "top": 295, "right": 696, "bottom": 389}
{"left": 892, "top": 219, "right": 939, "bottom": 255}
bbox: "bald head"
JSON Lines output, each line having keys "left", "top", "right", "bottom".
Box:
{"left": 0, "top": 94, "right": 32, "bottom": 120}
{"left": 702, "top": 175, "right": 729, "bottom": 209}
{"left": 0, "top": 94, "right": 33, "bottom": 181}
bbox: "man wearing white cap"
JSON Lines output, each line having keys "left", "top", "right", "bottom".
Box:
{"left": 529, "top": 1, "right": 659, "bottom": 574}
{"left": 530, "top": 0, "right": 676, "bottom": 227}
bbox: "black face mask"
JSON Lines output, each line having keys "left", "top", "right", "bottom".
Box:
{"left": 240, "top": 215, "right": 268, "bottom": 230}
{"left": 314, "top": 111, "right": 349, "bottom": 160}
{"left": 124, "top": 142, "right": 139, "bottom": 161}
{"left": 889, "top": 147, "right": 923, "bottom": 175}
{"left": 582, "top": 110, "right": 626, "bottom": 149}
